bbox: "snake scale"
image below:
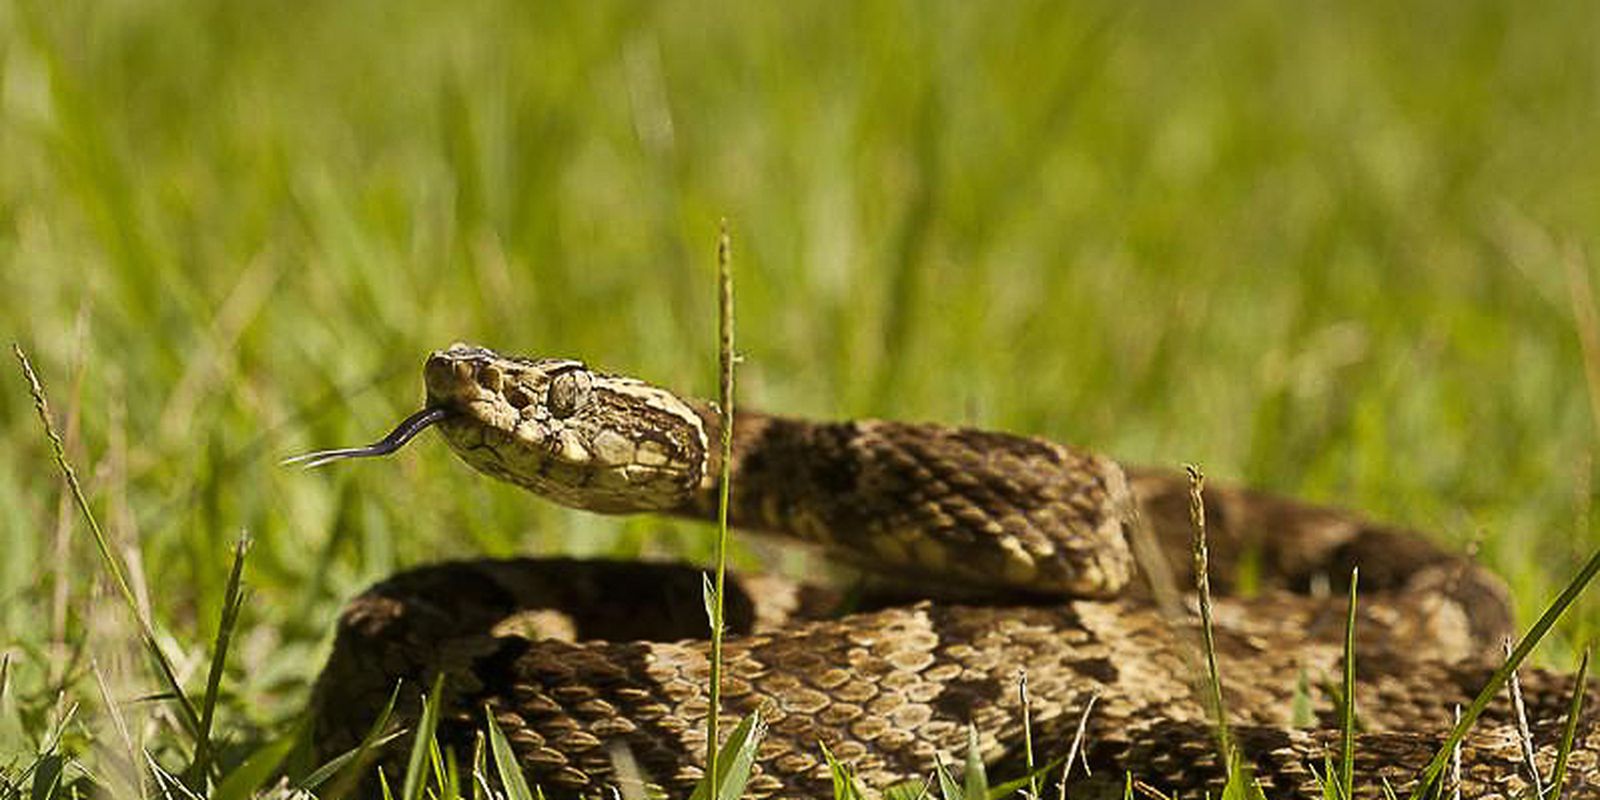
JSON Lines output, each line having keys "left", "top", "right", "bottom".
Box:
{"left": 301, "top": 344, "right": 1599, "bottom": 798}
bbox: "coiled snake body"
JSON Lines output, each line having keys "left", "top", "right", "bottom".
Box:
{"left": 304, "top": 345, "right": 1598, "bottom": 798}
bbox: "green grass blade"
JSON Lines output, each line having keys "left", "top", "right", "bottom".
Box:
{"left": 28, "top": 753, "right": 62, "bottom": 800}
{"left": 687, "top": 710, "right": 765, "bottom": 800}
{"left": 430, "top": 735, "right": 451, "bottom": 800}
{"left": 190, "top": 531, "right": 252, "bottom": 784}
{"left": 1220, "top": 751, "right": 1266, "bottom": 800}
{"left": 306, "top": 680, "right": 406, "bottom": 799}
{"left": 1379, "top": 776, "right": 1400, "bottom": 800}
{"left": 1311, "top": 756, "right": 1343, "bottom": 800}
{"left": 934, "top": 752, "right": 953, "bottom": 796}
{"left": 932, "top": 753, "right": 963, "bottom": 800}
{"left": 1291, "top": 668, "right": 1315, "bottom": 729}
{"left": 883, "top": 780, "right": 930, "bottom": 800}
{"left": 310, "top": 682, "right": 404, "bottom": 792}
{"left": 146, "top": 752, "right": 204, "bottom": 800}
{"left": 987, "top": 753, "right": 1068, "bottom": 800}
{"left": 1339, "top": 567, "right": 1359, "bottom": 800}
{"left": 484, "top": 706, "right": 536, "bottom": 800}
{"left": 211, "top": 728, "right": 296, "bottom": 800}
{"left": 439, "top": 744, "right": 461, "bottom": 800}
{"left": 714, "top": 711, "right": 766, "bottom": 800}
{"left": 701, "top": 574, "right": 718, "bottom": 632}
{"left": 819, "top": 740, "right": 868, "bottom": 800}
{"left": 1407, "top": 544, "right": 1600, "bottom": 799}
{"left": 299, "top": 730, "right": 407, "bottom": 794}
{"left": 1547, "top": 648, "right": 1589, "bottom": 798}
{"left": 401, "top": 673, "right": 446, "bottom": 800}
{"left": 961, "top": 724, "right": 987, "bottom": 800}
{"left": 469, "top": 731, "right": 487, "bottom": 800}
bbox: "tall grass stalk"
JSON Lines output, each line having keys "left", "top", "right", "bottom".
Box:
{"left": 190, "top": 531, "right": 252, "bottom": 784}
{"left": 13, "top": 345, "right": 205, "bottom": 746}
{"left": 1184, "top": 464, "right": 1234, "bottom": 762}
{"left": 705, "top": 221, "right": 737, "bottom": 798}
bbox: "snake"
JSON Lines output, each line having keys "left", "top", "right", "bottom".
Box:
{"left": 300, "top": 343, "right": 1598, "bottom": 798}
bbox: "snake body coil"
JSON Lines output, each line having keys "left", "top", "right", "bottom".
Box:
{"left": 306, "top": 344, "right": 1598, "bottom": 798}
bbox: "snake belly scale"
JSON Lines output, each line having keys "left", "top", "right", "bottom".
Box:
{"left": 302, "top": 344, "right": 1599, "bottom": 798}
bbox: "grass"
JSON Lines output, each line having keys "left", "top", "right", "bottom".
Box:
{"left": 702, "top": 221, "right": 738, "bottom": 800}
{"left": 1184, "top": 465, "right": 1234, "bottom": 763}
{"left": 4, "top": 0, "right": 1600, "bottom": 796}
{"left": 1337, "top": 569, "right": 1358, "bottom": 800}
{"left": 1548, "top": 648, "right": 1590, "bottom": 798}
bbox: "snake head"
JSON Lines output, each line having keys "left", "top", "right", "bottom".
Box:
{"left": 421, "top": 343, "right": 711, "bottom": 514}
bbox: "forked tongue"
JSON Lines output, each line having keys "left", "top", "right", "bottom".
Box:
{"left": 281, "top": 407, "right": 451, "bottom": 469}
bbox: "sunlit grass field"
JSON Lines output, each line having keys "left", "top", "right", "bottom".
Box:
{"left": 3, "top": 0, "right": 1599, "bottom": 793}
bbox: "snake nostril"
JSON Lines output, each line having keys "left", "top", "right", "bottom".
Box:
{"left": 424, "top": 355, "right": 459, "bottom": 397}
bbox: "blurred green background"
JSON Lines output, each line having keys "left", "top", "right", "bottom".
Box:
{"left": 2, "top": 0, "right": 1598, "bottom": 773}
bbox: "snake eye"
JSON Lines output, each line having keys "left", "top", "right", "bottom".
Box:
{"left": 546, "top": 369, "right": 592, "bottom": 419}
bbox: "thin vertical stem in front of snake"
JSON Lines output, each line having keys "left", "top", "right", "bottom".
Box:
{"left": 1549, "top": 648, "right": 1591, "bottom": 798}
{"left": 1186, "top": 463, "right": 1235, "bottom": 765}
{"left": 705, "top": 220, "right": 738, "bottom": 798}
{"left": 1502, "top": 638, "right": 1543, "bottom": 796}
{"left": 1338, "top": 567, "right": 1359, "bottom": 798}
{"left": 281, "top": 407, "right": 451, "bottom": 469}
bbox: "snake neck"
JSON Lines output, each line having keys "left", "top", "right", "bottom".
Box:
{"left": 677, "top": 405, "right": 790, "bottom": 529}
{"left": 677, "top": 405, "right": 1137, "bottom": 597}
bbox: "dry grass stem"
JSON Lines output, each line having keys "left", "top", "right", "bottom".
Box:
{"left": 1500, "top": 639, "right": 1544, "bottom": 797}
{"left": 1054, "top": 691, "right": 1099, "bottom": 799}
{"left": 705, "top": 219, "right": 738, "bottom": 799}
{"left": 13, "top": 344, "right": 205, "bottom": 750}
{"left": 1185, "top": 464, "right": 1234, "bottom": 762}
{"left": 1450, "top": 705, "right": 1461, "bottom": 800}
